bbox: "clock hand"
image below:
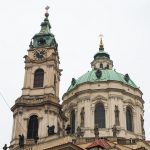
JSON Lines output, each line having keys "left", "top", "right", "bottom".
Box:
{"left": 40, "top": 51, "right": 45, "bottom": 55}
{"left": 39, "top": 52, "right": 44, "bottom": 58}
{"left": 36, "top": 51, "right": 42, "bottom": 59}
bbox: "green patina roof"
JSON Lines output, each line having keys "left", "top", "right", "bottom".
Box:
{"left": 67, "top": 69, "right": 138, "bottom": 92}
{"left": 34, "top": 17, "right": 51, "bottom": 37}
{"left": 94, "top": 50, "right": 110, "bottom": 59}
{"left": 30, "top": 12, "right": 58, "bottom": 49}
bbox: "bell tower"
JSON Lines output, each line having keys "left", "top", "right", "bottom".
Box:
{"left": 22, "top": 6, "right": 61, "bottom": 99}
{"left": 10, "top": 7, "right": 65, "bottom": 150}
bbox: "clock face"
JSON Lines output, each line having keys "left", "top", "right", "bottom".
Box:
{"left": 33, "top": 49, "right": 47, "bottom": 60}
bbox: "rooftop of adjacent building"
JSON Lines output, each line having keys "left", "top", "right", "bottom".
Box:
{"left": 20, "top": 135, "right": 150, "bottom": 150}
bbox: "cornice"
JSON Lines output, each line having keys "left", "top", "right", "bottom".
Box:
{"left": 11, "top": 95, "right": 61, "bottom": 112}
{"left": 63, "top": 80, "right": 143, "bottom": 98}
{"left": 63, "top": 88, "right": 144, "bottom": 104}
{"left": 24, "top": 55, "right": 57, "bottom": 64}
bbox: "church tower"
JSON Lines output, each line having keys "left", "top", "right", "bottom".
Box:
{"left": 10, "top": 7, "right": 65, "bottom": 149}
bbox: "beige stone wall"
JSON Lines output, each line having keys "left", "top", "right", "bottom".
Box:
{"left": 63, "top": 81, "right": 144, "bottom": 139}
{"left": 10, "top": 104, "right": 63, "bottom": 147}
{"left": 22, "top": 48, "right": 60, "bottom": 98}
{"left": 10, "top": 46, "right": 63, "bottom": 149}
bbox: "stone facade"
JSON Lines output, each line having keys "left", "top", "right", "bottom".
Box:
{"left": 63, "top": 80, "right": 144, "bottom": 139}
{"left": 9, "top": 8, "right": 149, "bottom": 150}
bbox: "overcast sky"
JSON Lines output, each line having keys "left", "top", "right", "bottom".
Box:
{"left": 0, "top": 0, "right": 150, "bottom": 148}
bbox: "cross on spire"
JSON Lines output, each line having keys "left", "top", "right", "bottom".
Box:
{"left": 45, "top": 6, "right": 50, "bottom": 17}
{"left": 45, "top": 6, "right": 50, "bottom": 12}
{"left": 99, "top": 34, "right": 104, "bottom": 50}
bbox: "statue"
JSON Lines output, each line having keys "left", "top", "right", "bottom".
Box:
{"left": 124, "top": 74, "right": 130, "bottom": 82}
{"left": 95, "top": 69, "right": 102, "bottom": 79}
{"left": 114, "top": 105, "right": 120, "bottom": 126}
{"left": 143, "top": 129, "right": 145, "bottom": 140}
{"left": 76, "top": 126, "right": 82, "bottom": 138}
{"left": 141, "top": 116, "right": 144, "bottom": 132}
{"left": 47, "top": 125, "right": 55, "bottom": 136}
{"left": 3, "top": 144, "right": 7, "bottom": 150}
{"left": 71, "top": 78, "right": 76, "bottom": 86}
{"left": 62, "top": 124, "right": 65, "bottom": 136}
{"left": 80, "top": 107, "right": 85, "bottom": 127}
{"left": 65, "top": 124, "right": 71, "bottom": 135}
{"left": 24, "top": 55, "right": 31, "bottom": 63}
{"left": 34, "top": 135, "right": 39, "bottom": 144}
{"left": 19, "top": 134, "right": 24, "bottom": 148}
{"left": 29, "top": 40, "right": 33, "bottom": 48}
{"left": 94, "top": 124, "right": 99, "bottom": 138}
{"left": 112, "top": 124, "right": 118, "bottom": 137}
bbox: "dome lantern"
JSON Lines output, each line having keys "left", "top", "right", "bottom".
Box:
{"left": 91, "top": 35, "right": 113, "bottom": 70}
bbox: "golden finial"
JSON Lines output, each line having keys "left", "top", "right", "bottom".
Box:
{"left": 45, "top": 6, "right": 50, "bottom": 17}
{"left": 99, "top": 34, "right": 104, "bottom": 50}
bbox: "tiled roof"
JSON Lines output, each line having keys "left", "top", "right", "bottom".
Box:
{"left": 44, "top": 142, "right": 84, "bottom": 150}
{"left": 86, "top": 139, "right": 111, "bottom": 149}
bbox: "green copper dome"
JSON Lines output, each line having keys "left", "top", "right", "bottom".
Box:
{"left": 67, "top": 69, "right": 138, "bottom": 92}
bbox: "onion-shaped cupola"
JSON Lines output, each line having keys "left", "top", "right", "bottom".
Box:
{"left": 29, "top": 6, "right": 58, "bottom": 49}
{"left": 91, "top": 35, "right": 113, "bottom": 70}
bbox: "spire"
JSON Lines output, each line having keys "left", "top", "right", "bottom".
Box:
{"left": 93, "top": 34, "right": 110, "bottom": 60}
{"left": 99, "top": 34, "right": 104, "bottom": 51}
{"left": 39, "top": 6, "right": 51, "bottom": 34}
{"left": 31, "top": 6, "right": 58, "bottom": 49}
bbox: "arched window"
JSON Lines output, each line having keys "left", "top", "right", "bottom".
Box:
{"left": 95, "top": 103, "right": 105, "bottom": 128}
{"left": 70, "top": 110, "right": 75, "bottom": 134}
{"left": 126, "top": 107, "right": 133, "bottom": 131}
{"left": 33, "top": 69, "right": 44, "bottom": 88}
{"left": 27, "top": 115, "right": 39, "bottom": 139}
{"left": 106, "top": 64, "right": 109, "bottom": 69}
{"left": 100, "top": 63, "right": 103, "bottom": 69}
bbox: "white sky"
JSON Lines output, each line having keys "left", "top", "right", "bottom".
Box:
{"left": 0, "top": 0, "right": 150, "bottom": 148}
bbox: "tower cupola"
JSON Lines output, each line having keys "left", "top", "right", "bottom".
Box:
{"left": 30, "top": 6, "right": 58, "bottom": 49}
